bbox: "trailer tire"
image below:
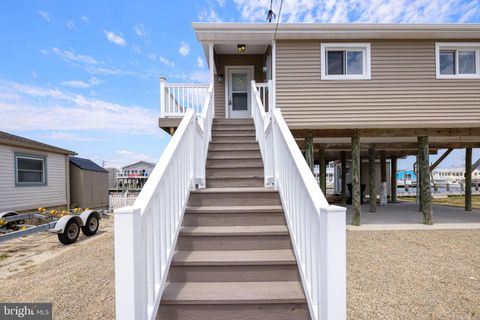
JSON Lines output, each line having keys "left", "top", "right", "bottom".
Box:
{"left": 58, "top": 219, "right": 80, "bottom": 245}
{"left": 81, "top": 212, "right": 100, "bottom": 236}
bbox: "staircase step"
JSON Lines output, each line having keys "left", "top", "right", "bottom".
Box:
{"left": 212, "top": 136, "right": 256, "bottom": 143}
{"left": 206, "top": 159, "right": 263, "bottom": 168}
{"left": 206, "top": 176, "right": 263, "bottom": 188}
{"left": 207, "top": 167, "right": 264, "bottom": 178}
{"left": 172, "top": 249, "right": 295, "bottom": 266}
{"left": 209, "top": 142, "right": 259, "bottom": 151}
{"left": 161, "top": 281, "right": 306, "bottom": 304}
{"left": 168, "top": 249, "right": 299, "bottom": 282}
{"left": 208, "top": 152, "right": 261, "bottom": 160}
{"left": 188, "top": 187, "right": 281, "bottom": 207}
{"left": 213, "top": 119, "right": 254, "bottom": 125}
{"left": 176, "top": 234, "right": 291, "bottom": 250}
{"left": 213, "top": 125, "right": 254, "bottom": 131}
{"left": 212, "top": 131, "right": 256, "bottom": 137}
{"left": 180, "top": 225, "right": 288, "bottom": 236}
{"left": 183, "top": 205, "right": 285, "bottom": 226}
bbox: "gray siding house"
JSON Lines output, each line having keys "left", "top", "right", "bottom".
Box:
{"left": 0, "top": 131, "right": 76, "bottom": 212}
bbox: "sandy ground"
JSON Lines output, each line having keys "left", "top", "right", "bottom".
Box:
{"left": 1, "top": 217, "right": 479, "bottom": 319}
{"left": 0, "top": 216, "right": 115, "bottom": 320}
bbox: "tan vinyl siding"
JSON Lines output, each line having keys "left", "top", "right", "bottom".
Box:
{"left": 70, "top": 165, "right": 108, "bottom": 208}
{"left": 276, "top": 40, "right": 480, "bottom": 129}
{"left": 0, "top": 145, "right": 68, "bottom": 211}
{"left": 214, "top": 54, "right": 265, "bottom": 118}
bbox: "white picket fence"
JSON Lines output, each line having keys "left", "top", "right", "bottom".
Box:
{"left": 109, "top": 193, "right": 138, "bottom": 212}
{"left": 252, "top": 80, "right": 347, "bottom": 320}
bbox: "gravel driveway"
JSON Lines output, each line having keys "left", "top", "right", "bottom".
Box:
{"left": 1, "top": 217, "right": 479, "bottom": 319}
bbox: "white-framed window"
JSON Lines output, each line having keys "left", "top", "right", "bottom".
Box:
{"left": 14, "top": 153, "right": 47, "bottom": 186}
{"left": 435, "top": 43, "right": 480, "bottom": 79}
{"left": 320, "top": 43, "right": 371, "bottom": 80}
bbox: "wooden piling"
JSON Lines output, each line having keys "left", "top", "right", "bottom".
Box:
{"left": 341, "top": 151, "right": 347, "bottom": 206}
{"left": 391, "top": 156, "right": 397, "bottom": 202}
{"left": 351, "top": 131, "right": 361, "bottom": 226}
{"left": 368, "top": 144, "right": 376, "bottom": 213}
{"left": 305, "top": 131, "right": 314, "bottom": 172}
{"left": 465, "top": 147, "right": 472, "bottom": 211}
{"left": 418, "top": 136, "right": 432, "bottom": 224}
{"left": 319, "top": 145, "right": 326, "bottom": 194}
{"left": 380, "top": 150, "right": 387, "bottom": 206}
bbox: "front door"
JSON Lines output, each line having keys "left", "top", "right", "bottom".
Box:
{"left": 227, "top": 67, "right": 252, "bottom": 118}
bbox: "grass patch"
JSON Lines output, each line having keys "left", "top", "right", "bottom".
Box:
{"left": 400, "top": 195, "right": 480, "bottom": 209}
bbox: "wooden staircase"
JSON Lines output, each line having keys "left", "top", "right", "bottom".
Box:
{"left": 158, "top": 118, "right": 310, "bottom": 320}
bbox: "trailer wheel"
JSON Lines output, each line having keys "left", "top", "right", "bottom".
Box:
{"left": 58, "top": 219, "right": 80, "bottom": 245}
{"left": 81, "top": 212, "right": 100, "bottom": 236}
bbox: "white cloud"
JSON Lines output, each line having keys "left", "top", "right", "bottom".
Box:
{"left": 197, "top": 57, "right": 204, "bottom": 68}
{"left": 51, "top": 47, "right": 97, "bottom": 64}
{"left": 31, "top": 70, "right": 37, "bottom": 79}
{"left": 65, "top": 19, "right": 76, "bottom": 30}
{"left": 134, "top": 23, "right": 148, "bottom": 37}
{"left": 0, "top": 80, "right": 159, "bottom": 135}
{"left": 43, "top": 132, "right": 98, "bottom": 141}
{"left": 131, "top": 44, "right": 141, "bottom": 54}
{"left": 198, "top": 7, "right": 223, "bottom": 22}
{"left": 188, "top": 70, "right": 210, "bottom": 83}
{"left": 217, "top": 0, "right": 225, "bottom": 6}
{"left": 61, "top": 77, "right": 102, "bottom": 89}
{"left": 81, "top": 15, "right": 89, "bottom": 23}
{"left": 232, "top": 0, "right": 480, "bottom": 23}
{"left": 38, "top": 10, "right": 51, "bottom": 22}
{"left": 104, "top": 30, "right": 127, "bottom": 46}
{"left": 178, "top": 41, "right": 190, "bottom": 56}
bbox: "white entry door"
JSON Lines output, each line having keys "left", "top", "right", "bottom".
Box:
{"left": 226, "top": 67, "right": 252, "bottom": 118}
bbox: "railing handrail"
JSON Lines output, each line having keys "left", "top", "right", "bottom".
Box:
{"left": 251, "top": 80, "right": 346, "bottom": 320}
{"left": 116, "top": 83, "right": 214, "bottom": 320}
{"left": 165, "top": 83, "right": 209, "bottom": 88}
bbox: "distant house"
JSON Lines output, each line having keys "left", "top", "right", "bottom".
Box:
{"left": 106, "top": 167, "right": 120, "bottom": 190}
{"left": 117, "top": 161, "right": 155, "bottom": 190}
{"left": 69, "top": 157, "right": 109, "bottom": 208}
{"left": 0, "top": 131, "right": 76, "bottom": 212}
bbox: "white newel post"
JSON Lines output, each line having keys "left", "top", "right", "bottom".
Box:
{"left": 159, "top": 77, "right": 166, "bottom": 118}
{"left": 319, "top": 205, "right": 346, "bottom": 320}
{"left": 115, "top": 206, "right": 147, "bottom": 320}
{"left": 267, "top": 79, "right": 273, "bottom": 115}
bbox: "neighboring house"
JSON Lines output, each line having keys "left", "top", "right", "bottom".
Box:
{"left": 116, "top": 23, "right": 480, "bottom": 320}
{"left": 106, "top": 167, "right": 120, "bottom": 190}
{"left": 69, "top": 157, "right": 109, "bottom": 208}
{"left": 0, "top": 131, "right": 76, "bottom": 212}
{"left": 117, "top": 161, "right": 155, "bottom": 190}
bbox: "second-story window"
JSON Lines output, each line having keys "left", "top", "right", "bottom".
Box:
{"left": 321, "top": 43, "right": 371, "bottom": 80}
{"left": 436, "top": 43, "right": 480, "bottom": 79}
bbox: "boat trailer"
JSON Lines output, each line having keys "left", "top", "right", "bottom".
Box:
{"left": 0, "top": 209, "right": 103, "bottom": 245}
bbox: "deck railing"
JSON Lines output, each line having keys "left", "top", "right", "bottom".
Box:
{"left": 115, "top": 84, "right": 213, "bottom": 320}
{"left": 160, "top": 78, "right": 210, "bottom": 117}
{"left": 255, "top": 82, "right": 270, "bottom": 112}
{"left": 251, "top": 80, "right": 346, "bottom": 320}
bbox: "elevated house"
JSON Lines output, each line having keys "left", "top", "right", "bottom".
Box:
{"left": 115, "top": 23, "right": 480, "bottom": 320}
{"left": 117, "top": 161, "right": 155, "bottom": 191}
{"left": 0, "top": 131, "right": 76, "bottom": 212}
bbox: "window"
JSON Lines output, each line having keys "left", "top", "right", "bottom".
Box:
{"left": 436, "top": 43, "right": 480, "bottom": 79}
{"left": 321, "top": 43, "right": 371, "bottom": 80}
{"left": 15, "top": 153, "right": 47, "bottom": 186}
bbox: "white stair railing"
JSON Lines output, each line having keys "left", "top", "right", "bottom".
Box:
{"left": 115, "top": 84, "right": 213, "bottom": 320}
{"left": 160, "top": 78, "right": 209, "bottom": 117}
{"left": 251, "top": 81, "right": 346, "bottom": 320}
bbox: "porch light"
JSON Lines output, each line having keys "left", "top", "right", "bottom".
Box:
{"left": 237, "top": 44, "right": 246, "bottom": 53}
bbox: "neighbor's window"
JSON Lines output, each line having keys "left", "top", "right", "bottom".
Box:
{"left": 321, "top": 43, "right": 371, "bottom": 80}
{"left": 436, "top": 43, "right": 480, "bottom": 79}
{"left": 15, "top": 154, "right": 47, "bottom": 185}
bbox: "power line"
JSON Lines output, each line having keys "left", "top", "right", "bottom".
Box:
{"left": 273, "top": 0, "right": 284, "bottom": 41}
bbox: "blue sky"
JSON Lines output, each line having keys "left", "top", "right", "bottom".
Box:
{"left": 0, "top": 0, "right": 479, "bottom": 169}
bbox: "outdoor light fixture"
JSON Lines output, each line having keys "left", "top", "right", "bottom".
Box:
{"left": 237, "top": 44, "right": 246, "bottom": 53}
{"left": 217, "top": 74, "right": 224, "bottom": 82}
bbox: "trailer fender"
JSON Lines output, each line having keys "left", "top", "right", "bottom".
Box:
{"left": 79, "top": 210, "right": 101, "bottom": 226}
{"left": 0, "top": 211, "right": 18, "bottom": 219}
{"left": 51, "top": 215, "right": 82, "bottom": 233}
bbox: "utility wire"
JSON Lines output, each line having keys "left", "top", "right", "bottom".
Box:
{"left": 273, "top": 0, "right": 284, "bottom": 41}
